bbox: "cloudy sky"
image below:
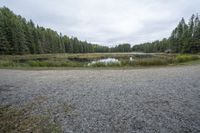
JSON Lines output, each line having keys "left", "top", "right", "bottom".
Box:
{"left": 0, "top": 0, "right": 200, "bottom": 46}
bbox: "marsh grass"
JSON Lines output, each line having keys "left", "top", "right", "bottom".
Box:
{"left": 175, "top": 54, "right": 199, "bottom": 63}
{"left": 0, "top": 53, "right": 199, "bottom": 68}
{"left": 28, "top": 60, "right": 83, "bottom": 67}
{"left": 128, "top": 58, "right": 168, "bottom": 66}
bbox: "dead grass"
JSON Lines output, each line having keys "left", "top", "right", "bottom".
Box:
{"left": 0, "top": 97, "right": 62, "bottom": 133}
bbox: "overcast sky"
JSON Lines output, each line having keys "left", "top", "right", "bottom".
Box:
{"left": 0, "top": 0, "right": 200, "bottom": 46}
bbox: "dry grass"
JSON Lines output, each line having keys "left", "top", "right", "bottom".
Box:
{"left": 0, "top": 97, "right": 62, "bottom": 133}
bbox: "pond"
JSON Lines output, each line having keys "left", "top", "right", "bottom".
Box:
{"left": 88, "top": 58, "right": 121, "bottom": 66}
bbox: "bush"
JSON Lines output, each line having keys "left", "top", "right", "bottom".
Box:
{"left": 28, "top": 61, "right": 49, "bottom": 67}
{"left": 175, "top": 55, "right": 199, "bottom": 63}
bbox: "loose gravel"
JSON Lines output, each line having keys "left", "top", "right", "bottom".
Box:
{"left": 0, "top": 65, "right": 200, "bottom": 133}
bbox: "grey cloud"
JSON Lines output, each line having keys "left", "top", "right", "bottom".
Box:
{"left": 0, "top": 0, "right": 199, "bottom": 46}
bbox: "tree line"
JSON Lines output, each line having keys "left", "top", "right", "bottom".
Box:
{"left": 0, "top": 7, "right": 199, "bottom": 54}
{"left": 132, "top": 14, "right": 200, "bottom": 53}
{"left": 0, "top": 7, "right": 110, "bottom": 55}
{"left": 110, "top": 43, "right": 131, "bottom": 52}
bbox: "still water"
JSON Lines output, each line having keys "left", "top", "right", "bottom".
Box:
{"left": 88, "top": 58, "right": 120, "bottom": 66}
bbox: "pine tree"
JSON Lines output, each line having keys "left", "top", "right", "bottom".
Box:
{"left": 0, "top": 30, "right": 9, "bottom": 54}
{"left": 0, "top": 8, "right": 9, "bottom": 54}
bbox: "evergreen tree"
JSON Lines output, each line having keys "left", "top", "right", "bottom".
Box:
{"left": 0, "top": 9, "right": 9, "bottom": 54}
{"left": 132, "top": 14, "right": 200, "bottom": 53}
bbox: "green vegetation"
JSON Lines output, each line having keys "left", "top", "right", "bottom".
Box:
{"left": 122, "top": 58, "right": 169, "bottom": 66}
{"left": 0, "top": 7, "right": 199, "bottom": 69}
{"left": 0, "top": 53, "right": 199, "bottom": 68}
{"left": 132, "top": 15, "right": 200, "bottom": 53}
{"left": 175, "top": 54, "right": 199, "bottom": 63}
{"left": 0, "top": 7, "right": 200, "bottom": 55}
{"left": 0, "top": 7, "right": 109, "bottom": 55}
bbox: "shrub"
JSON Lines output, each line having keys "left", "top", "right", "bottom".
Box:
{"left": 175, "top": 55, "right": 199, "bottom": 63}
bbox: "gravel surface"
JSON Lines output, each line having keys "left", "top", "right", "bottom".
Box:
{"left": 0, "top": 65, "right": 200, "bottom": 133}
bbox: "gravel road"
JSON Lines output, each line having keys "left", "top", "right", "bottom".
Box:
{"left": 0, "top": 65, "right": 200, "bottom": 133}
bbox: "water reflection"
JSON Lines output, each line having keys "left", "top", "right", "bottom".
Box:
{"left": 88, "top": 58, "right": 120, "bottom": 66}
